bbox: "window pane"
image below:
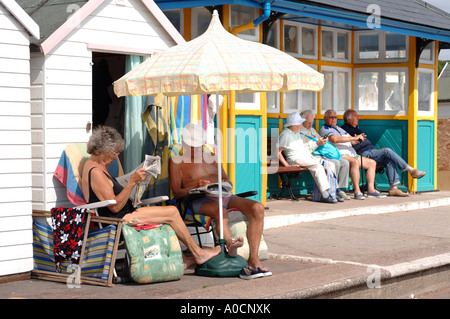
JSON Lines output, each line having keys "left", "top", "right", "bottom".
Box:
{"left": 386, "top": 33, "right": 406, "bottom": 58}
{"left": 236, "top": 93, "right": 254, "bottom": 103}
{"left": 266, "top": 25, "right": 277, "bottom": 48}
{"left": 267, "top": 92, "right": 278, "bottom": 110}
{"left": 337, "top": 33, "right": 348, "bottom": 59}
{"left": 302, "top": 27, "right": 315, "bottom": 56}
{"left": 359, "top": 33, "right": 379, "bottom": 59}
{"left": 231, "top": 5, "right": 256, "bottom": 36}
{"left": 322, "top": 30, "right": 333, "bottom": 58}
{"left": 420, "top": 42, "right": 433, "bottom": 61}
{"left": 385, "top": 72, "right": 406, "bottom": 111}
{"left": 358, "top": 72, "right": 379, "bottom": 110}
{"left": 302, "top": 91, "right": 315, "bottom": 111}
{"left": 196, "top": 9, "right": 211, "bottom": 37}
{"left": 337, "top": 71, "right": 348, "bottom": 111}
{"left": 164, "top": 10, "right": 182, "bottom": 33}
{"left": 284, "top": 25, "right": 299, "bottom": 54}
{"left": 321, "top": 71, "right": 333, "bottom": 109}
{"left": 283, "top": 91, "right": 299, "bottom": 110}
{"left": 418, "top": 72, "right": 432, "bottom": 111}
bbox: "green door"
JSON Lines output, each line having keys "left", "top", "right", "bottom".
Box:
{"left": 234, "top": 116, "right": 261, "bottom": 202}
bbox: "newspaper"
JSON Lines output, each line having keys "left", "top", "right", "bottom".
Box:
{"left": 189, "top": 181, "right": 233, "bottom": 198}
{"left": 116, "top": 155, "right": 161, "bottom": 206}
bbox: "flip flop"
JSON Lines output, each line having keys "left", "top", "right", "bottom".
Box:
{"left": 239, "top": 266, "right": 264, "bottom": 280}
{"left": 256, "top": 267, "right": 272, "bottom": 277}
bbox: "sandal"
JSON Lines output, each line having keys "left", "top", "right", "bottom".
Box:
{"left": 239, "top": 266, "right": 264, "bottom": 280}
{"left": 256, "top": 267, "right": 272, "bottom": 277}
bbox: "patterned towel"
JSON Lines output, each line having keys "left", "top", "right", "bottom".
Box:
{"left": 54, "top": 143, "right": 123, "bottom": 205}
{"left": 51, "top": 207, "right": 87, "bottom": 272}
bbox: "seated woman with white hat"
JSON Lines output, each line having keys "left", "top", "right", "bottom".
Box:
{"left": 277, "top": 112, "right": 337, "bottom": 203}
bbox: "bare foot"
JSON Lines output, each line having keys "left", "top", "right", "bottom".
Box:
{"left": 227, "top": 236, "right": 244, "bottom": 257}
{"left": 250, "top": 263, "right": 269, "bottom": 272}
{"left": 194, "top": 246, "right": 221, "bottom": 265}
{"left": 182, "top": 255, "right": 196, "bottom": 270}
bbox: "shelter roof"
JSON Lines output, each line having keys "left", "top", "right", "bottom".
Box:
{"left": 155, "top": 0, "right": 450, "bottom": 43}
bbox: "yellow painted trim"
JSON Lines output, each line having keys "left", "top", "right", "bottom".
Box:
{"left": 229, "top": 90, "right": 236, "bottom": 188}
{"left": 358, "top": 115, "right": 409, "bottom": 120}
{"left": 279, "top": 19, "right": 284, "bottom": 52}
{"left": 408, "top": 36, "right": 418, "bottom": 192}
{"left": 223, "top": 5, "right": 230, "bottom": 30}
{"left": 317, "top": 60, "right": 352, "bottom": 67}
{"left": 221, "top": 95, "right": 228, "bottom": 175}
{"left": 353, "top": 62, "right": 410, "bottom": 68}
{"left": 183, "top": 8, "right": 191, "bottom": 40}
{"left": 418, "top": 63, "right": 437, "bottom": 70}
{"left": 434, "top": 40, "right": 439, "bottom": 190}
{"left": 317, "top": 64, "right": 322, "bottom": 115}
{"left": 417, "top": 116, "right": 436, "bottom": 121}
{"left": 259, "top": 8, "right": 263, "bottom": 43}
{"left": 235, "top": 109, "right": 263, "bottom": 116}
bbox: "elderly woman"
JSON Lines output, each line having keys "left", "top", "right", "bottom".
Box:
{"left": 81, "top": 126, "right": 220, "bottom": 266}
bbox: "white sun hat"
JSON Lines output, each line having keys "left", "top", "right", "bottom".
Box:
{"left": 182, "top": 123, "right": 207, "bottom": 147}
{"left": 284, "top": 112, "right": 306, "bottom": 127}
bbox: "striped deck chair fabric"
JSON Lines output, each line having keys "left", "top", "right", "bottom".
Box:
{"left": 53, "top": 143, "right": 123, "bottom": 205}
{"left": 33, "top": 217, "right": 117, "bottom": 281}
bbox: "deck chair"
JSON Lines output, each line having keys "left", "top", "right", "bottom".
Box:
{"left": 51, "top": 143, "right": 170, "bottom": 283}
{"left": 32, "top": 201, "right": 122, "bottom": 287}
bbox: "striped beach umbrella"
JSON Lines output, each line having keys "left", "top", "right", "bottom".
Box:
{"left": 113, "top": 11, "right": 323, "bottom": 97}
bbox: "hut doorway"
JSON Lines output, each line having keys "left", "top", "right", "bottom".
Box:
{"left": 91, "top": 52, "right": 126, "bottom": 137}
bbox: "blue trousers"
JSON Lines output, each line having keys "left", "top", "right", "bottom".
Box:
{"left": 362, "top": 148, "right": 408, "bottom": 186}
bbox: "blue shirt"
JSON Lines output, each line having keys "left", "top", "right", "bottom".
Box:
{"left": 340, "top": 123, "right": 375, "bottom": 155}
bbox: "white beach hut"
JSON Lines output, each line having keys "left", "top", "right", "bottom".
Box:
{"left": 0, "top": 0, "right": 183, "bottom": 279}
{"left": 0, "top": 0, "right": 39, "bottom": 278}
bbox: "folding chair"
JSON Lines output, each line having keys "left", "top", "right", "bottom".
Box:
{"left": 32, "top": 200, "right": 122, "bottom": 287}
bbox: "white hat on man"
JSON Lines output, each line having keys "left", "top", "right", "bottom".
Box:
{"left": 182, "top": 123, "right": 206, "bottom": 147}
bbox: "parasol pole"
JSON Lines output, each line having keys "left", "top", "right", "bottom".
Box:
{"left": 194, "top": 93, "right": 247, "bottom": 278}
{"left": 216, "top": 94, "right": 224, "bottom": 241}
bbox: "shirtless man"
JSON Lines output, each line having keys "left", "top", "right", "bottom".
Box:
{"left": 170, "top": 123, "right": 270, "bottom": 278}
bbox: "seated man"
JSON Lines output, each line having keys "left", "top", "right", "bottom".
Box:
{"left": 320, "top": 109, "right": 385, "bottom": 200}
{"left": 169, "top": 123, "right": 270, "bottom": 278}
{"left": 341, "top": 109, "right": 425, "bottom": 197}
{"left": 300, "top": 110, "right": 351, "bottom": 200}
{"left": 278, "top": 112, "right": 338, "bottom": 203}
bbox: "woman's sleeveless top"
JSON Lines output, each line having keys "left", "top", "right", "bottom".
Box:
{"left": 88, "top": 167, "right": 135, "bottom": 219}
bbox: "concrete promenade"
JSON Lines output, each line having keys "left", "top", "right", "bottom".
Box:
{"left": 1, "top": 190, "right": 449, "bottom": 302}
